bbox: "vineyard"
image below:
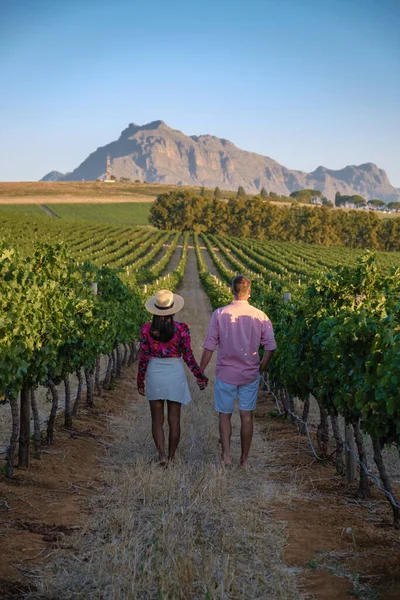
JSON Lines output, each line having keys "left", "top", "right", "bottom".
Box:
{"left": 1, "top": 208, "right": 400, "bottom": 597}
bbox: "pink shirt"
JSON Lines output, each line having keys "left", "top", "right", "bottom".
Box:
{"left": 203, "top": 300, "right": 277, "bottom": 385}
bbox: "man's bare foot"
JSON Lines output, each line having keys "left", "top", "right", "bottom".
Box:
{"left": 239, "top": 458, "right": 249, "bottom": 469}
{"left": 159, "top": 456, "right": 168, "bottom": 467}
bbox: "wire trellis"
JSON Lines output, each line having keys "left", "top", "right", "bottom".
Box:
{"left": 261, "top": 373, "right": 400, "bottom": 511}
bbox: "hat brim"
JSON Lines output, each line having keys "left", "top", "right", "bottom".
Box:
{"left": 145, "top": 293, "right": 185, "bottom": 316}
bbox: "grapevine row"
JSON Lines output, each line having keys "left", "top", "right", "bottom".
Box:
{"left": 199, "top": 237, "right": 400, "bottom": 527}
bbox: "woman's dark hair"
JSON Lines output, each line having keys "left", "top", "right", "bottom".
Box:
{"left": 150, "top": 314, "right": 175, "bottom": 343}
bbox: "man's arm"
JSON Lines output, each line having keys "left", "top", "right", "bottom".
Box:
{"left": 200, "top": 348, "right": 214, "bottom": 373}
{"left": 200, "top": 311, "right": 219, "bottom": 375}
{"left": 259, "top": 348, "right": 275, "bottom": 373}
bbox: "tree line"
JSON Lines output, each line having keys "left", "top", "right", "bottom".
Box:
{"left": 149, "top": 191, "right": 400, "bottom": 251}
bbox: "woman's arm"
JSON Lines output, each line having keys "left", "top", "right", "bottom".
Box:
{"left": 180, "top": 324, "right": 208, "bottom": 385}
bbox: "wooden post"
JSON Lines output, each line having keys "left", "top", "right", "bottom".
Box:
{"left": 283, "top": 292, "right": 291, "bottom": 304}
{"left": 18, "top": 386, "right": 30, "bottom": 469}
{"left": 345, "top": 423, "right": 356, "bottom": 483}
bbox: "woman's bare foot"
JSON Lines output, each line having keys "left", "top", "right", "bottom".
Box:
{"left": 159, "top": 455, "right": 168, "bottom": 467}
{"left": 239, "top": 457, "right": 249, "bottom": 469}
{"left": 221, "top": 454, "right": 232, "bottom": 467}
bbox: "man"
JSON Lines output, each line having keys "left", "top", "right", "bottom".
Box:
{"left": 199, "top": 275, "right": 276, "bottom": 467}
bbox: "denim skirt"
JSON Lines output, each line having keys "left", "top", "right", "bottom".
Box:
{"left": 146, "top": 357, "right": 192, "bottom": 405}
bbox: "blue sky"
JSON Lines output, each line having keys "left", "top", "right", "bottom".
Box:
{"left": 0, "top": 0, "right": 399, "bottom": 185}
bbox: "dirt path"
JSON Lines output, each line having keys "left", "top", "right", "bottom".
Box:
{"left": 25, "top": 246, "right": 301, "bottom": 599}
{"left": 39, "top": 204, "right": 59, "bottom": 218}
{"left": 199, "top": 242, "right": 220, "bottom": 276}
{"left": 0, "top": 372, "right": 136, "bottom": 597}
{"left": 160, "top": 237, "right": 182, "bottom": 276}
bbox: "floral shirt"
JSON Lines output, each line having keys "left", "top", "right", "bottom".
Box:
{"left": 137, "top": 321, "right": 208, "bottom": 388}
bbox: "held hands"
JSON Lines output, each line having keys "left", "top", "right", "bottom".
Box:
{"left": 138, "top": 385, "right": 145, "bottom": 397}
{"left": 197, "top": 376, "right": 208, "bottom": 391}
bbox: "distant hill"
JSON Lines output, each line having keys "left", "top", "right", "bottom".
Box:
{"left": 41, "top": 170, "right": 66, "bottom": 182}
{"left": 41, "top": 120, "right": 400, "bottom": 202}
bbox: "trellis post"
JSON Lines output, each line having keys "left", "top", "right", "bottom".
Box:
{"left": 345, "top": 424, "right": 357, "bottom": 483}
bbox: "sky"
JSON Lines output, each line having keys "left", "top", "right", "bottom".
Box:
{"left": 0, "top": 0, "right": 399, "bottom": 186}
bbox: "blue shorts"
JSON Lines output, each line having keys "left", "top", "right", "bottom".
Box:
{"left": 214, "top": 375, "right": 260, "bottom": 414}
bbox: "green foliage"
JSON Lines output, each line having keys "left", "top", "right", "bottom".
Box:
{"left": 368, "top": 199, "right": 385, "bottom": 207}
{"left": 45, "top": 202, "right": 152, "bottom": 226}
{"left": 0, "top": 242, "right": 146, "bottom": 399}
{"left": 214, "top": 186, "right": 222, "bottom": 199}
{"left": 335, "top": 193, "right": 367, "bottom": 207}
{"left": 290, "top": 189, "right": 325, "bottom": 204}
{"left": 197, "top": 244, "right": 400, "bottom": 448}
{"left": 262, "top": 254, "right": 400, "bottom": 445}
{"left": 236, "top": 186, "right": 246, "bottom": 200}
{"left": 387, "top": 202, "right": 400, "bottom": 211}
{"left": 149, "top": 192, "right": 400, "bottom": 251}
{"left": 260, "top": 187, "right": 268, "bottom": 200}
{"left": 0, "top": 205, "right": 47, "bottom": 217}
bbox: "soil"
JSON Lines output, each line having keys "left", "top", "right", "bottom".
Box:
{"left": 1, "top": 247, "right": 400, "bottom": 599}
{"left": 255, "top": 393, "right": 400, "bottom": 599}
{"left": 0, "top": 375, "right": 135, "bottom": 597}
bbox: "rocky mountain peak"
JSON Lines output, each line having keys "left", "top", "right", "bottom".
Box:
{"left": 119, "top": 120, "right": 170, "bottom": 140}
{"left": 41, "top": 121, "right": 400, "bottom": 202}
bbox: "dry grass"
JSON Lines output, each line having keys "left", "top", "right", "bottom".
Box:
{"left": 0, "top": 181, "right": 201, "bottom": 202}
{"left": 0, "top": 195, "right": 156, "bottom": 204}
{"left": 29, "top": 382, "right": 303, "bottom": 599}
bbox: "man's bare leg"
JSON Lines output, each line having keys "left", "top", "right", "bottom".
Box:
{"left": 239, "top": 410, "right": 253, "bottom": 467}
{"left": 149, "top": 400, "right": 167, "bottom": 465}
{"left": 219, "top": 413, "right": 232, "bottom": 465}
{"left": 167, "top": 400, "right": 181, "bottom": 460}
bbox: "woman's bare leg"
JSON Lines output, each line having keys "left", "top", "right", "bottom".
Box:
{"left": 167, "top": 401, "right": 181, "bottom": 460}
{"left": 149, "top": 400, "right": 167, "bottom": 464}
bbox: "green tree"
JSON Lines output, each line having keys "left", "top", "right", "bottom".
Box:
{"left": 200, "top": 186, "right": 206, "bottom": 197}
{"left": 352, "top": 195, "right": 367, "bottom": 207}
{"left": 387, "top": 202, "right": 400, "bottom": 212}
{"left": 214, "top": 186, "right": 222, "bottom": 198}
{"left": 236, "top": 186, "right": 246, "bottom": 200}
{"left": 260, "top": 187, "right": 268, "bottom": 200}
{"left": 368, "top": 199, "right": 385, "bottom": 208}
{"left": 290, "top": 189, "right": 321, "bottom": 204}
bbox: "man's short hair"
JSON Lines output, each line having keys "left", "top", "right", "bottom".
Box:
{"left": 232, "top": 275, "right": 251, "bottom": 296}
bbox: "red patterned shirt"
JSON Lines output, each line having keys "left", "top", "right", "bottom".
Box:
{"left": 137, "top": 322, "right": 208, "bottom": 388}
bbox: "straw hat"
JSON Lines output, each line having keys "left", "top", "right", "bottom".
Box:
{"left": 145, "top": 289, "right": 184, "bottom": 316}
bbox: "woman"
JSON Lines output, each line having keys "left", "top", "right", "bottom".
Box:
{"left": 137, "top": 289, "right": 208, "bottom": 465}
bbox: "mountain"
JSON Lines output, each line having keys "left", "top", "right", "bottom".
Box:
{"left": 41, "top": 170, "right": 66, "bottom": 182}
{"left": 41, "top": 121, "right": 400, "bottom": 202}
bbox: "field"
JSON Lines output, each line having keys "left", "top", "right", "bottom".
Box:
{"left": 0, "top": 203, "right": 47, "bottom": 216}
{"left": 1, "top": 207, "right": 400, "bottom": 599}
{"left": 46, "top": 202, "right": 152, "bottom": 225}
{"left": 0, "top": 181, "right": 200, "bottom": 201}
